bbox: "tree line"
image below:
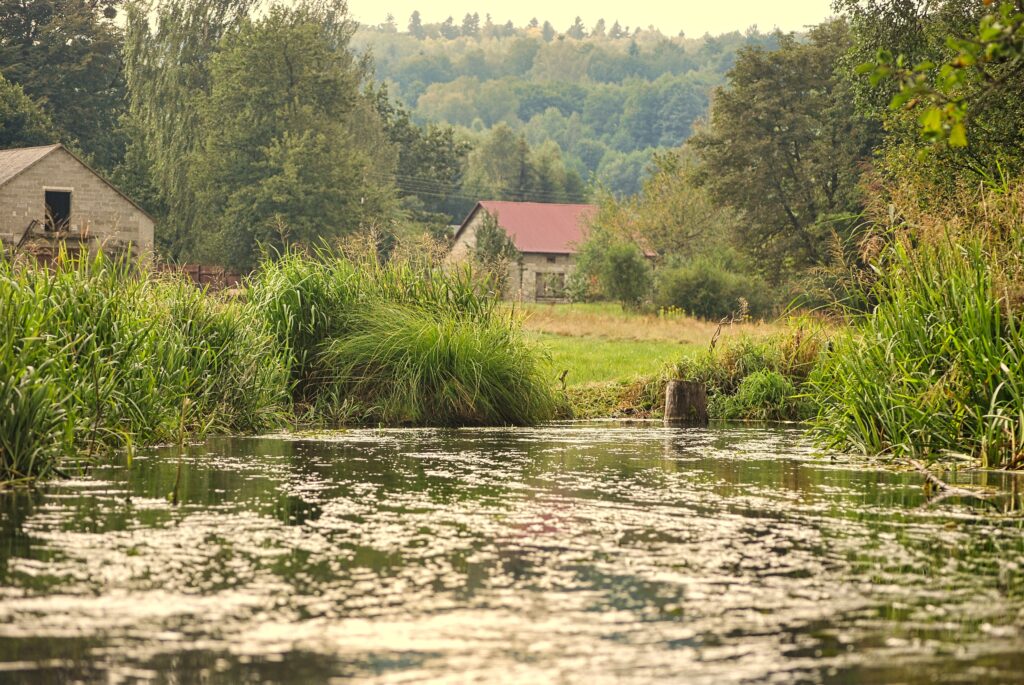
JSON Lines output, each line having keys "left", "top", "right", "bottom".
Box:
{"left": 353, "top": 18, "right": 777, "bottom": 197}
{"left": 569, "top": 1, "right": 1024, "bottom": 317}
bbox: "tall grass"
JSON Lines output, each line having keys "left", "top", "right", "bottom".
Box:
{"left": 0, "top": 246, "right": 558, "bottom": 483}
{"left": 810, "top": 230, "right": 1024, "bottom": 468}
{"left": 0, "top": 250, "right": 291, "bottom": 482}
{"left": 246, "top": 249, "right": 556, "bottom": 425}
{"left": 673, "top": 320, "right": 826, "bottom": 421}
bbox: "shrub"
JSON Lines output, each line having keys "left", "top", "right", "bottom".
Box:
{"left": 654, "top": 256, "right": 774, "bottom": 321}
{"left": 572, "top": 229, "right": 652, "bottom": 308}
{"left": 674, "top": 320, "right": 826, "bottom": 421}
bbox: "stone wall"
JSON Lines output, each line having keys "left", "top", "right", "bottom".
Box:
{"left": 448, "top": 209, "right": 576, "bottom": 303}
{"left": 0, "top": 147, "right": 154, "bottom": 256}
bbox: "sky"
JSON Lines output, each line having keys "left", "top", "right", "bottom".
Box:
{"left": 345, "top": 0, "right": 837, "bottom": 37}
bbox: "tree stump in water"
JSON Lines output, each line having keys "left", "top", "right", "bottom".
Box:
{"left": 664, "top": 380, "right": 708, "bottom": 426}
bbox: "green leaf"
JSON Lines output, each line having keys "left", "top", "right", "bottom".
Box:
{"left": 949, "top": 122, "right": 968, "bottom": 147}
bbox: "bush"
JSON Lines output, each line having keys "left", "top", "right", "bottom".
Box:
{"left": 654, "top": 256, "right": 774, "bottom": 320}
{"left": 572, "top": 229, "right": 652, "bottom": 307}
{"left": 674, "top": 320, "right": 826, "bottom": 421}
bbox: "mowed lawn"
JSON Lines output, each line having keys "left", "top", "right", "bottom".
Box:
{"left": 516, "top": 302, "right": 777, "bottom": 386}
{"left": 533, "top": 332, "right": 696, "bottom": 385}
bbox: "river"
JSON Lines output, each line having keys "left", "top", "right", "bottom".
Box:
{"left": 1, "top": 424, "right": 1022, "bottom": 683}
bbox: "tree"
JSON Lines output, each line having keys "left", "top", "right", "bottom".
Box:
{"left": 609, "top": 21, "right": 625, "bottom": 39}
{"left": 408, "top": 10, "right": 424, "bottom": 38}
{"left": 123, "top": 0, "right": 258, "bottom": 256}
{"left": 439, "top": 16, "right": 459, "bottom": 39}
{"left": 598, "top": 150, "right": 741, "bottom": 259}
{"left": 542, "top": 21, "right": 555, "bottom": 42}
{"left": 0, "top": 71, "right": 58, "bottom": 148}
{"left": 689, "top": 20, "right": 880, "bottom": 278}
{"left": 567, "top": 16, "right": 587, "bottom": 40}
{"left": 571, "top": 225, "right": 652, "bottom": 308}
{"left": 0, "top": 0, "right": 125, "bottom": 169}
{"left": 461, "top": 12, "right": 479, "bottom": 38}
{"left": 193, "top": 4, "right": 398, "bottom": 269}
{"left": 471, "top": 210, "right": 520, "bottom": 294}
{"left": 370, "top": 85, "right": 471, "bottom": 225}
{"left": 849, "top": 0, "right": 1024, "bottom": 182}
{"left": 592, "top": 19, "right": 606, "bottom": 38}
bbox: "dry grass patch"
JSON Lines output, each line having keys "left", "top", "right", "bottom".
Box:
{"left": 517, "top": 302, "right": 781, "bottom": 344}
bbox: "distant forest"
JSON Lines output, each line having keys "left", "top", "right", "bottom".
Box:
{"left": 353, "top": 14, "right": 780, "bottom": 205}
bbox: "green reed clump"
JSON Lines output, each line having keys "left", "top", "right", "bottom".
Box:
{"left": 810, "top": 232, "right": 1024, "bottom": 468}
{"left": 0, "top": 251, "right": 290, "bottom": 483}
{"left": 246, "top": 248, "right": 555, "bottom": 426}
{"left": 673, "top": 320, "right": 826, "bottom": 421}
{"left": 317, "top": 305, "right": 554, "bottom": 425}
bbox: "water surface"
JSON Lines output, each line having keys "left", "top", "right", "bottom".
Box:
{"left": 1, "top": 424, "right": 1023, "bottom": 683}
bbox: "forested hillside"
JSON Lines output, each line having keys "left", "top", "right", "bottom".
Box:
{"left": 353, "top": 16, "right": 779, "bottom": 200}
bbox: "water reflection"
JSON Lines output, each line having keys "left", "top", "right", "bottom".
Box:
{"left": 0, "top": 425, "right": 1022, "bottom": 684}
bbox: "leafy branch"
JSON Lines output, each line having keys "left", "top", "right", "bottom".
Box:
{"left": 858, "top": 0, "right": 1024, "bottom": 147}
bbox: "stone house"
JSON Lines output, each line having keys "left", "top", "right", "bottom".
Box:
{"left": 450, "top": 200, "right": 597, "bottom": 302}
{"left": 0, "top": 144, "right": 155, "bottom": 260}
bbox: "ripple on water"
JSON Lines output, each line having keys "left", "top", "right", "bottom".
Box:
{"left": 1, "top": 425, "right": 1023, "bottom": 684}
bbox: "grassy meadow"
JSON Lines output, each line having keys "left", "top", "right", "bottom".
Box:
{"left": 518, "top": 302, "right": 782, "bottom": 419}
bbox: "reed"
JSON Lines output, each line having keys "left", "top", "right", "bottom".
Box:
{"left": 0, "top": 250, "right": 290, "bottom": 483}
{"left": 246, "top": 248, "right": 555, "bottom": 426}
{"left": 810, "top": 230, "right": 1024, "bottom": 467}
{"left": 1, "top": 246, "right": 555, "bottom": 483}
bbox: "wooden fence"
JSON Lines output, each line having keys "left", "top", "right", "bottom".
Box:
{"left": 156, "top": 263, "right": 243, "bottom": 290}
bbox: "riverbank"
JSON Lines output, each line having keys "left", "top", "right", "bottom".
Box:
{"left": 0, "top": 249, "right": 555, "bottom": 484}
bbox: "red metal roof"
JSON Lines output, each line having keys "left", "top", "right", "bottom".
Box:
{"left": 460, "top": 201, "right": 597, "bottom": 255}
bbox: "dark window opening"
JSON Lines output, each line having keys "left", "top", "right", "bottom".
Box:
{"left": 45, "top": 190, "right": 71, "bottom": 232}
{"left": 546, "top": 256, "right": 557, "bottom": 264}
{"left": 536, "top": 272, "right": 566, "bottom": 299}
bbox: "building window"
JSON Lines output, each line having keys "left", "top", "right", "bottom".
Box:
{"left": 546, "top": 256, "right": 557, "bottom": 263}
{"left": 536, "top": 272, "right": 566, "bottom": 299}
{"left": 44, "top": 190, "right": 71, "bottom": 232}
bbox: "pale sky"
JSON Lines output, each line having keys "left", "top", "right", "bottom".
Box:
{"left": 346, "top": 0, "right": 837, "bottom": 37}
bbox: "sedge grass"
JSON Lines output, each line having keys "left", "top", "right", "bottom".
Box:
{"left": 810, "top": 232, "right": 1024, "bottom": 468}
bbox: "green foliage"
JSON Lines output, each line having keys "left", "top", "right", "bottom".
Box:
{"left": 843, "top": 0, "right": 1024, "bottom": 185}
{"left": 469, "top": 211, "right": 520, "bottom": 294}
{"left": 195, "top": 3, "right": 400, "bottom": 268}
{"left": 0, "top": 0, "right": 125, "bottom": 169}
{"left": 572, "top": 227, "right": 652, "bottom": 308}
{"left": 0, "top": 250, "right": 291, "bottom": 483}
{"left": 354, "top": 22, "right": 779, "bottom": 197}
{"left": 716, "top": 370, "right": 799, "bottom": 421}
{"left": 245, "top": 248, "right": 556, "bottom": 426}
{"left": 654, "top": 256, "right": 774, "bottom": 321}
{"left": 123, "top": 0, "right": 259, "bottom": 257}
{"left": 458, "top": 124, "right": 586, "bottom": 217}
{"left": 810, "top": 219, "right": 1024, "bottom": 468}
{"left": 0, "top": 72, "right": 57, "bottom": 148}
{"left": 674, "top": 322, "right": 826, "bottom": 421}
{"left": 863, "top": 1, "right": 1024, "bottom": 149}
{"left": 689, "top": 20, "right": 880, "bottom": 278}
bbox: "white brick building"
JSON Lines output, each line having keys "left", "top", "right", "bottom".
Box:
{"left": 0, "top": 144, "right": 155, "bottom": 259}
